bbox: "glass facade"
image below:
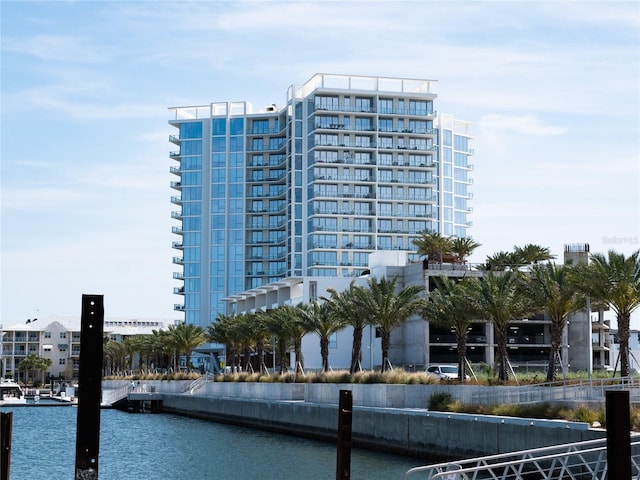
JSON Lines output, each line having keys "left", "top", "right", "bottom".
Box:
{"left": 169, "top": 75, "right": 474, "bottom": 327}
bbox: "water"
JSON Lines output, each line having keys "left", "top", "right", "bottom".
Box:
{"left": 2, "top": 405, "right": 423, "bottom": 480}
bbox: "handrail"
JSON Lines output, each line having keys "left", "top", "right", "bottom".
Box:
{"left": 404, "top": 436, "right": 640, "bottom": 479}
{"left": 101, "top": 384, "right": 130, "bottom": 406}
{"left": 470, "top": 376, "right": 640, "bottom": 406}
{"left": 185, "top": 373, "right": 216, "bottom": 394}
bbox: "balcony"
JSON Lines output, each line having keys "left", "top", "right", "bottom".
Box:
{"left": 173, "top": 286, "right": 185, "bottom": 295}
{"left": 172, "top": 256, "right": 184, "bottom": 265}
{"left": 170, "top": 166, "right": 181, "bottom": 176}
{"left": 172, "top": 241, "right": 183, "bottom": 249}
{"left": 170, "top": 181, "right": 182, "bottom": 190}
{"left": 174, "top": 304, "right": 185, "bottom": 312}
{"left": 170, "top": 196, "right": 182, "bottom": 205}
{"left": 173, "top": 272, "right": 184, "bottom": 280}
{"left": 171, "top": 211, "right": 182, "bottom": 220}
{"left": 169, "top": 151, "right": 181, "bottom": 159}
{"left": 171, "top": 226, "right": 183, "bottom": 235}
{"left": 169, "top": 134, "right": 181, "bottom": 145}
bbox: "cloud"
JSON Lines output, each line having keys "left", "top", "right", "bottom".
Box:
{"left": 2, "top": 34, "right": 107, "bottom": 63}
{"left": 479, "top": 114, "right": 566, "bottom": 136}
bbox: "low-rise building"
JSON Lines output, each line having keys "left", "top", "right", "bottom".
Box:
{"left": 0, "top": 316, "right": 170, "bottom": 382}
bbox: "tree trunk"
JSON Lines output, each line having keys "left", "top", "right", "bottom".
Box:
{"left": 277, "top": 336, "right": 288, "bottom": 374}
{"left": 546, "top": 320, "right": 563, "bottom": 382}
{"left": 381, "top": 331, "right": 390, "bottom": 373}
{"left": 618, "top": 312, "right": 631, "bottom": 377}
{"left": 495, "top": 327, "right": 509, "bottom": 382}
{"left": 243, "top": 346, "right": 251, "bottom": 372}
{"left": 456, "top": 334, "right": 467, "bottom": 383}
{"left": 294, "top": 337, "right": 304, "bottom": 374}
{"left": 351, "top": 326, "right": 364, "bottom": 374}
{"left": 320, "top": 337, "right": 329, "bottom": 373}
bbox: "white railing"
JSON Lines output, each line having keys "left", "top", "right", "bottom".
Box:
{"left": 471, "top": 376, "right": 640, "bottom": 405}
{"left": 404, "top": 436, "right": 640, "bottom": 479}
{"left": 101, "top": 384, "right": 130, "bottom": 406}
{"left": 185, "top": 372, "right": 216, "bottom": 394}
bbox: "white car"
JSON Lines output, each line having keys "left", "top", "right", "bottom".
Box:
{"left": 426, "top": 364, "right": 469, "bottom": 380}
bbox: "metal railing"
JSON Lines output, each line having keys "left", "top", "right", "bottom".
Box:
{"left": 101, "top": 384, "right": 130, "bottom": 407}
{"left": 471, "top": 376, "right": 640, "bottom": 406}
{"left": 185, "top": 372, "right": 216, "bottom": 394}
{"left": 404, "top": 435, "right": 640, "bottom": 479}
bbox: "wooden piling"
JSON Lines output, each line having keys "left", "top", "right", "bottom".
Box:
{"left": 606, "top": 389, "right": 631, "bottom": 479}
{"left": 1, "top": 411, "right": 12, "bottom": 480}
{"left": 74, "top": 294, "right": 104, "bottom": 480}
{"left": 336, "top": 389, "right": 352, "bottom": 480}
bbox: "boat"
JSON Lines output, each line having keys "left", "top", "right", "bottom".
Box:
{"left": 0, "top": 378, "right": 27, "bottom": 406}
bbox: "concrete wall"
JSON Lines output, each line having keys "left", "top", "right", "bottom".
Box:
{"left": 160, "top": 394, "right": 603, "bottom": 459}
{"left": 104, "top": 380, "right": 606, "bottom": 459}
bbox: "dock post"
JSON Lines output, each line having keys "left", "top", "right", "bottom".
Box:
{"left": 606, "top": 389, "right": 631, "bottom": 480}
{"left": 336, "top": 389, "right": 352, "bottom": 480}
{"left": 1, "top": 411, "right": 12, "bottom": 480}
{"left": 74, "top": 294, "right": 104, "bottom": 480}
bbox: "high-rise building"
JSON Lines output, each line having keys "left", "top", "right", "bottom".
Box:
{"left": 168, "top": 74, "right": 474, "bottom": 327}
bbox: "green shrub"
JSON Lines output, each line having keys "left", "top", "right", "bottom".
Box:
{"left": 429, "top": 392, "right": 453, "bottom": 411}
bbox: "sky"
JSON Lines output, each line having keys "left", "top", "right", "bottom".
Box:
{"left": 1, "top": 1, "right": 639, "bottom": 328}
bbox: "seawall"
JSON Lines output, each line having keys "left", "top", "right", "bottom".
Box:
{"left": 102, "top": 380, "right": 606, "bottom": 459}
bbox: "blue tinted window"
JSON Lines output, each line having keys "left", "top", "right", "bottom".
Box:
{"left": 180, "top": 122, "right": 202, "bottom": 139}
{"left": 454, "top": 135, "right": 468, "bottom": 151}
{"left": 230, "top": 137, "right": 243, "bottom": 152}
{"left": 212, "top": 138, "right": 226, "bottom": 152}
{"left": 443, "top": 130, "right": 452, "bottom": 146}
{"left": 212, "top": 119, "right": 226, "bottom": 135}
{"left": 230, "top": 118, "right": 244, "bottom": 135}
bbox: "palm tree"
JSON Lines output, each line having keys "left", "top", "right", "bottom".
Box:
{"left": 569, "top": 250, "right": 640, "bottom": 376}
{"left": 484, "top": 245, "right": 555, "bottom": 271}
{"left": 449, "top": 237, "right": 482, "bottom": 264}
{"left": 356, "top": 276, "right": 424, "bottom": 372}
{"left": 422, "top": 277, "right": 477, "bottom": 382}
{"left": 263, "top": 305, "right": 299, "bottom": 374}
{"left": 322, "top": 282, "right": 369, "bottom": 373}
{"left": 467, "top": 271, "right": 533, "bottom": 382}
{"left": 526, "top": 262, "right": 582, "bottom": 381}
{"left": 412, "top": 232, "right": 452, "bottom": 264}
{"left": 209, "top": 314, "right": 241, "bottom": 372}
{"left": 251, "top": 311, "right": 272, "bottom": 374}
{"left": 484, "top": 251, "right": 516, "bottom": 271}
{"left": 149, "top": 329, "right": 172, "bottom": 372}
{"left": 299, "top": 301, "right": 346, "bottom": 372}
{"left": 104, "top": 338, "right": 129, "bottom": 375}
{"left": 290, "top": 304, "right": 313, "bottom": 374}
{"left": 168, "top": 323, "right": 208, "bottom": 372}
{"left": 513, "top": 244, "right": 556, "bottom": 265}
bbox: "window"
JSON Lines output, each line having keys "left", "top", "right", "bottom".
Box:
{"left": 378, "top": 219, "right": 392, "bottom": 232}
{"left": 59, "top": 359, "right": 66, "bottom": 365}
{"left": 269, "top": 138, "right": 285, "bottom": 150}
{"left": 355, "top": 97, "right": 372, "bottom": 112}
{"left": 60, "top": 332, "right": 67, "bottom": 339}
{"left": 378, "top": 98, "right": 393, "bottom": 114}
{"left": 252, "top": 138, "right": 264, "bottom": 150}
{"left": 454, "top": 135, "right": 468, "bottom": 151}
{"left": 230, "top": 118, "right": 244, "bottom": 135}
{"left": 378, "top": 118, "right": 393, "bottom": 132}
{"left": 354, "top": 117, "right": 372, "bottom": 131}
{"left": 315, "top": 96, "right": 339, "bottom": 110}
{"left": 316, "top": 115, "right": 339, "bottom": 128}
{"left": 44, "top": 331, "right": 51, "bottom": 338}
{"left": 354, "top": 135, "right": 371, "bottom": 148}
{"left": 252, "top": 120, "right": 269, "bottom": 134}
{"left": 315, "top": 134, "right": 338, "bottom": 146}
